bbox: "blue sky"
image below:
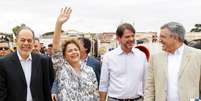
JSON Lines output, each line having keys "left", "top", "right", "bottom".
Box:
{"left": 0, "top": 0, "right": 201, "bottom": 37}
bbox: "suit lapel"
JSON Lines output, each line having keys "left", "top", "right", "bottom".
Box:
{"left": 161, "top": 52, "right": 168, "bottom": 81}
{"left": 30, "top": 53, "right": 39, "bottom": 85}
{"left": 11, "top": 52, "right": 27, "bottom": 85}
{"left": 86, "top": 56, "right": 91, "bottom": 66}
{"left": 161, "top": 46, "right": 191, "bottom": 80}
{"left": 178, "top": 46, "right": 191, "bottom": 79}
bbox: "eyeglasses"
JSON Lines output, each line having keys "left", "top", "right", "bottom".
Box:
{"left": 0, "top": 47, "right": 9, "bottom": 51}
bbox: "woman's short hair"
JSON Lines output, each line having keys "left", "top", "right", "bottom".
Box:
{"left": 62, "top": 39, "right": 81, "bottom": 56}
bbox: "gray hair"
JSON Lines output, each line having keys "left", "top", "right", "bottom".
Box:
{"left": 161, "top": 22, "right": 186, "bottom": 42}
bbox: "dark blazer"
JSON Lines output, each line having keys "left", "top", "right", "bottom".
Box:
{"left": 46, "top": 56, "right": 55, "bottom": 88}
{"left": 86, "top": 56, "right": 101, "bottom": 84}
{"left": 0, "top": 52, "right": 52, "bottom": 101}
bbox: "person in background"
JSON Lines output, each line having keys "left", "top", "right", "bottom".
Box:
{"left": 47, "top": 43, "right": 53, "bottom": 57}
{"left": 99, "top": 23, "right": 147, "bottom": 101}
{"left": 51, "top": 7, "right": 99, "bottom": 101}
{"left": 0, "top": 40, "right": 11, "bottom": 57}
{"left": 79, "top": 37, "right": 102, "bottom": 84}
{"left": 40, "top": 43, "right": 47, "bottom": 54}
{"left": 32, "top": 37, "right": 41, "bottom": 54}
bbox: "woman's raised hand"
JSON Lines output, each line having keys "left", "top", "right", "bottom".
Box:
{"left": 57, "top": 7, "right": 72, "bottom": 25}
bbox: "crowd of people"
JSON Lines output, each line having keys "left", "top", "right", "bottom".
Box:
{"left": 0, "top": 6, "right": 201, "bottom": 101}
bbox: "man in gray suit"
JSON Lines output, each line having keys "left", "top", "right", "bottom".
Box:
{"left": 144, "top": 22, "right": 201, "bottom": 101}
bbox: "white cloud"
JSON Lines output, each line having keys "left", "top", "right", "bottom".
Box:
{"left": 0, "top": 0, "right": 201, "bottom": 37}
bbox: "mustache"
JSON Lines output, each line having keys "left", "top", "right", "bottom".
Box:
{"left": 127, "top": 41, "right": 134, "bottom": 44}
{"left": 22, "top": 45, "right": 32, "bottom": 47}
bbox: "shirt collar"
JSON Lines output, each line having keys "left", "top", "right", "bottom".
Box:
{"left": 82, "top": 56, "right": 88, "bottom": 63}
{"left": 116, "top": 46, "right": 135, "bottom": 55}
{"left": 169, "top": 43, "right": 185, "bottom": 55}
{"left": 17, "top": 50, "right": 32, "bottom": 61}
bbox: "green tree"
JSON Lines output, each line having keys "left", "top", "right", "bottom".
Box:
{"left": 12, "top": 24, "right": 26, "bottom": 36}
{"left": 190, "top": 24, "right": 201, "bottom": 32}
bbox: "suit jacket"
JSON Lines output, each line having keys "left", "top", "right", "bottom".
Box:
{"left": 86, "top": 56, "right": 101, "bottom": 84}
{"left": 0, "top": 52, "right": 52, "bottom": 101}
{"left": 144, "top": 45, "right": 201, "bottom": 101}
{"left": 47, "top": 56, "right": 55, "bottom": 88}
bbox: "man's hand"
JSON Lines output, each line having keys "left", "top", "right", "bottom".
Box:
{"left": 99, "top": 92, "right": 107, "bottom": 101}
{"left": 51, "top": 94, "right": 58, "bottom": 101}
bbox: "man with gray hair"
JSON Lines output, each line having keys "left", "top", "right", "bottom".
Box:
{"left": 144, "top": 22, "right": 201, "bottom": 101}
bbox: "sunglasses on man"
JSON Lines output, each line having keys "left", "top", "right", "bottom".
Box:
{"left": 0, "top": 47, "right": 9, "bottom": 51}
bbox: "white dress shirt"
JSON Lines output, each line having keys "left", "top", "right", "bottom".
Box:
{"left": 17, "top": 51, "right": 33, "bottom": 101}
{"left": 167, "top": 44, "right": 184, "bottom": 101}
{"left": 99, "top": 47, "right": 147, "bottom": 99}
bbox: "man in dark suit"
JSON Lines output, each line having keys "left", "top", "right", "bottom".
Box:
{"left": 0, "top": 26, "right": 52, "bottom": 101}
{"left": 79, "top": 37, "right": 101, "bottom": 84}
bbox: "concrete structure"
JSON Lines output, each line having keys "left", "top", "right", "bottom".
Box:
{"left": 185, "top": 32, "right": 201, "bottom": 41}
{"left": 39, "top": 31, "right": 201, "bottom": 56}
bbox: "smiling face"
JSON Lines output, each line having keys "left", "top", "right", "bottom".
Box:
{"left": 159, "top": 22, "right": 186, "bottom": 53}
{"left": 16, "top": 29, "right": 34, "bottom": 57}
{"left": 117, "top": 29, "right": 135, "bottom": 53}
{"left": 64, "top": 43, "right": 81, "bottom": 65}
{"left": 159, "top": 27, "right": 177, "bottom": 53}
